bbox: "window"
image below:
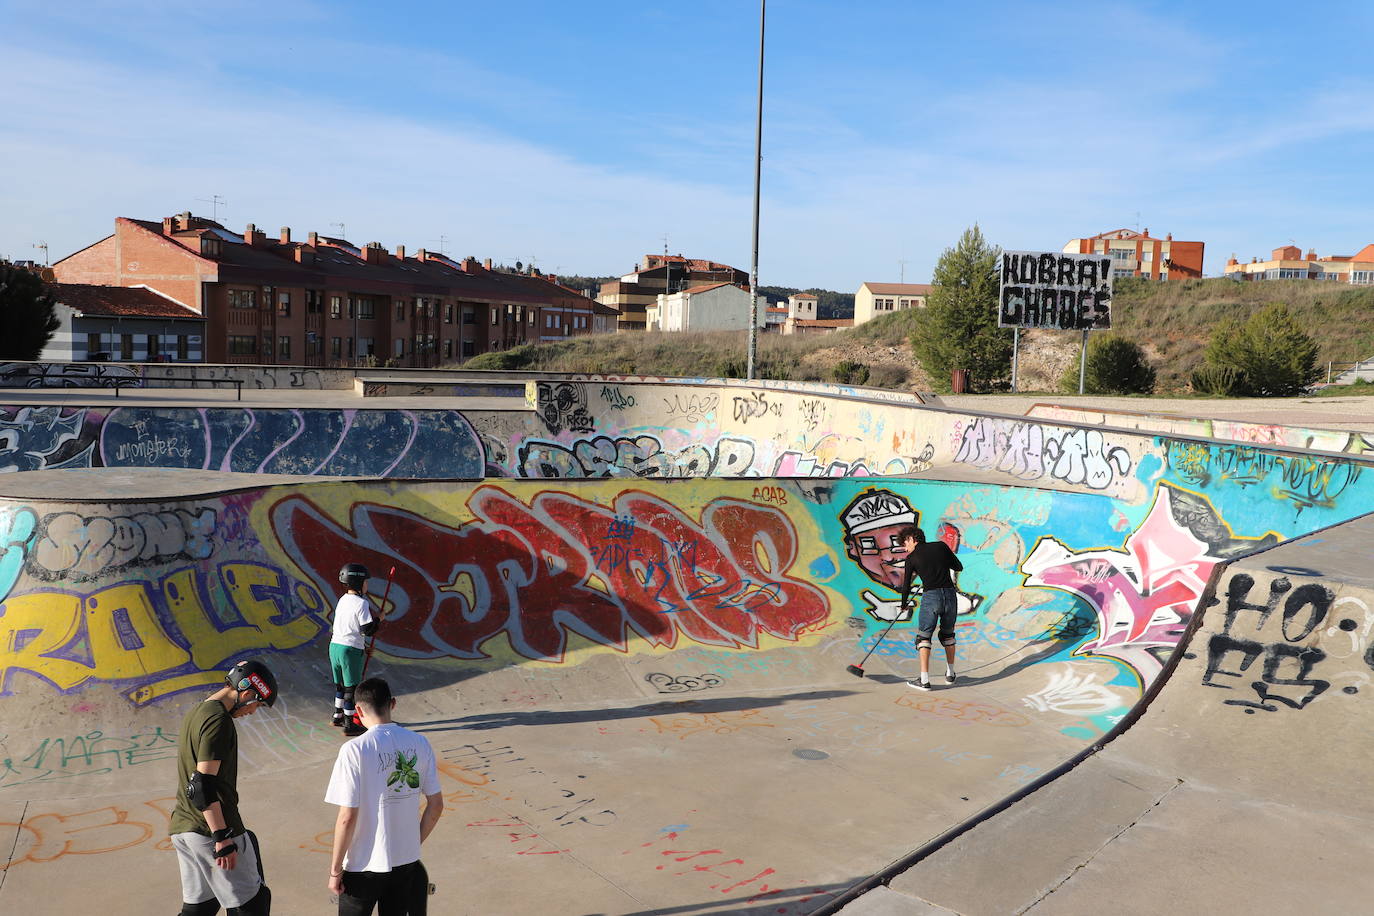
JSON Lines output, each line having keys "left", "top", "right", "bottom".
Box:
{"left": 1353, "top": 271, "right": 1374, "bottom": 285}
{"left": 396, "top": 301, "right": 406, "bottom": 321}
{"left": 428, "top": 301, "right": 435, "bottom": 318}
{"left": 263, "top": 336, "right": 273, "bottom": 357}
{"left": 86, "top": 332, "right": 102, "bottom": 357}
{"left": 357, "top": 297, "right": 375, "bottom": 319}
{"left": 146, "top": 334, "right": 160, "bottom": 359}
{"left": 414, "top": 299, "right": 423, "bottom": 320}
{"left": 394, "top": 338, "right": 405, "bottom": 357}
{"left": 330, "top": 337, "right": 341, "bottom": 359}
{"left": 278, "top": 335, "right": 291, "bottom": 358}
{"left": 346, "top": 337, "right": 354, "bottom": 358}
{"left": 178, "top": 336, "right": 189, "bottom": 360}
{"left": 347, "top": 298, "right": 355, "bottom": 319}
{"left": 462, "top": 307, "right": 475, "bottom": 325}
{"left": 358, "top": 337, "right": 374, "bottom": 357}
{"left": 516, "top": 305, "right": 524, "bottom": 324}
{"left": 444, "top": 303, "right": 453, "bottom": 323}
{"left": 528, "top": 310, "right": 535, "bottom": 325}
{"left": 444, "top": 339, "right": 453, "bottom": 359}
{"left": 120, "top": 334, "right": 133, "bottom": 360}
{"left": 462, "top": 340, "right": 475, "bottom": 358}
{"left": 229, "top": 335, "right": 256, "bottom": 356}
{"left": 330, "top": 296, "right": 342, "bottom": 319}
{"left": 278, "top": 292, "right": 291, "bottom": 316}
{"left": 306, "top": 290, "right": 323, "bottom": 314}
{"left": 230, "top": 289, "right": 257, "bottom": 309}
{"left": 490, "top": 309, "right": 499, "bottom": 325}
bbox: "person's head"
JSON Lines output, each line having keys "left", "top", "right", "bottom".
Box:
{"left": 339, "top": 563, "right": 369, "bottom": 595}
{"left": 223, "top": 659, "right": 278, "bottom": 717}
{"left": 840, "top": 489, "right": 919, "bottom": 588}
{"left": 896, "top": 525, "right": 925, "bottom": 551}
{"left": 354, "top": 677, "right": 395, "bottom": 724}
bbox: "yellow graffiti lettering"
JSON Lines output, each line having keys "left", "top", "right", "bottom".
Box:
{"left": 218, "top": 563, "right": 320, "bottom": 651}
{"left": 0, "top": 593, "right": 88, "bottom": 690}
{"left": 163, "top": 567, "right": 266, "bottom": 670}
{"left": 85, "top": 583, "right": 190, "bottom": 682}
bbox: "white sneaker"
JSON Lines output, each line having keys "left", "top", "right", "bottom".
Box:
{"left": 907, "top": 679, "right": 932, "bottom": 691}
{"left": 945, "top": 671, "right": 957, "bottom": 685}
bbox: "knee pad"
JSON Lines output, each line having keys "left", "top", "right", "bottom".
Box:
{"left": 342, "top": 686, "right": 356, "bottom": 710}
{"left": 227, "top": 884, "right": 270, "bottom": 916}
{"left": 940, "top": 634, "right": 957, "bottom": 647}
{"left": 916, "top": 637, "right": 932, "bottom": 650}
{"left": 180, "top": 900, "right": 220, "bottom": 916}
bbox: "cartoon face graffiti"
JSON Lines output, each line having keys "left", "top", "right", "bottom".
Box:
{"left": 840, "top": 488, "right": 918, "bottom": 589}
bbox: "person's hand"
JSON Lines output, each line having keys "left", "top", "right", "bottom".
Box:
{"left": 213, "top": 837, "right": 238, "bottom": 871}
{"left": 328, "top": 872, "right": 345, "bottom": 897}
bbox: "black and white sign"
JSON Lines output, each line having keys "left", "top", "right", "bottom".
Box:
{"left": 999, "top": 251, "right": 1112, "bottom": 331}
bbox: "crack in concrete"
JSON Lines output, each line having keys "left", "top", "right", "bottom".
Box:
{"left": 0, "top": 800, "right": 29, "bottom": 896}
{"left": 1018, "top": 778, "right": 1184, "bottom": 914}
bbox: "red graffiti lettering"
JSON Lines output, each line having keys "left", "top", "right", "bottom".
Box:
{"left": 270, "top": 487, "right": 830, "bottom": 664}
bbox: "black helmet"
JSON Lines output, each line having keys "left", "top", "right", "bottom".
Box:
{"left": 339, "top": 563, "right": 369, "bottom": 588}
{"left": 225, "top": 659, "right": 279, "bottom": 707}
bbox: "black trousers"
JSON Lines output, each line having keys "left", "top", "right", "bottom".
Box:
{"left": 338, "top": 860, "right": 428, "bottom": 916}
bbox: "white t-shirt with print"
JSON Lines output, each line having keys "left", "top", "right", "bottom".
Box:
{"left": 324, "top": 722, "right": 441, "bottom": 873}
{"left": 331, "top": 593, "right": 372, "bottom": 650}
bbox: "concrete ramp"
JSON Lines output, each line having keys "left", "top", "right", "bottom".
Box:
{"left": 861, "top": 513, "right": 1374, "bottom": 914}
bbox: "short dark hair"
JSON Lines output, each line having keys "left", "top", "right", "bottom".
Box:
{"left": 355, "top": 677, "right": 394, "bottom": 714}
{"left": 896, "top": 525, "right": 925, "bottom": 544}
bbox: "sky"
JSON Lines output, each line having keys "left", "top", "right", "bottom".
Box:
{"left": 3, "top": 0, "right": 1374, "bottom": 292}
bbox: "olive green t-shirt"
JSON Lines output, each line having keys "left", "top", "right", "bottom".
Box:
{"left": 168, "top": 699, "right": 243, "bottom": 837}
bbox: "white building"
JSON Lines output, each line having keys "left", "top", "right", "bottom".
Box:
{"left": 41, "top": 283, "right": 206, "bottom": 362}
{"left": 649, "top": 283, "right": 764, "bottom": 332}
{"left": 853, "top": 282, "right": 931, "bottom": 326}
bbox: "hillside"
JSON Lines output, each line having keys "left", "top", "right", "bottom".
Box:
{"left": 461, "top": 278, "right": 1374, "bottom": 393}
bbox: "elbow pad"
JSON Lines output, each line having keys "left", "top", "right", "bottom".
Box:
{"left": 360, "top": 620, "right": 378, "bottom": 637}
{"left": 186, "top": 771, "right": 219, "bottom": 811}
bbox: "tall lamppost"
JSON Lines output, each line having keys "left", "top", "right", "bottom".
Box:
{"left": 747, "top": 0, "right": 765, "bottom": 380}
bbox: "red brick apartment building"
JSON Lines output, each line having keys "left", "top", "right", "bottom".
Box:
{"left": 1062, "top": 228, "right": 1204, "bottom": 280}
{"left": 53, "top": 213, "right": 598, "bottom": 365}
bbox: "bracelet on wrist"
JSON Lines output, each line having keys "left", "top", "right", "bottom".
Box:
{"left": 330, "top": 870, "right": 343, "bottom": 877}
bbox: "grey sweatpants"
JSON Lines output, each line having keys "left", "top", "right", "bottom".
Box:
{"left": 172, "top": 830, "right": 265, "bottom": 908}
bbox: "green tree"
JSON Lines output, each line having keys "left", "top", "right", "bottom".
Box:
{"left": 0, "top": 263, "right": 60, "bottom": 360}
{"left": 910, "top": 225, "right": 1010, "bottom": 392}
{"left": 1059, "top": 334, "right": 1156, "bottom": 394}
{"left": 1201, "top": 303, "right": 1320, "bottom": 396}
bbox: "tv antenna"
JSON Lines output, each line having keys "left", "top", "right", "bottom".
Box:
{"left": 430, "top": 235, "right": 450, "bottom": 255}
{"left": 898, "top": 258, "right": 908, "bottom": 284}
{"left": 331, "top": 222, "right": 346, "bottom": 239}
{"left": 195, "top": 195, "right": 226, "bottom": 220}
{"left": 33, "top": 241, "right": 49, "bottom": 266}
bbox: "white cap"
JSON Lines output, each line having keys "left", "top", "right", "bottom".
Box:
{"left": 842, "top": 489, "right": 915, "bottom": 536}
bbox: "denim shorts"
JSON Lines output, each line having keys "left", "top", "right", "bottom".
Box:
{"left": 915, "top": 588, "right": 958, "bottom": 645}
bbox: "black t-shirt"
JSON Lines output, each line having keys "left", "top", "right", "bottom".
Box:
{"left": 900, "top": 541, "right": 962, "bottom": 603}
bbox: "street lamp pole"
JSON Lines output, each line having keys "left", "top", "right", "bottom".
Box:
{"left": 747, "top": 0, "right": 765, "bottom": 380}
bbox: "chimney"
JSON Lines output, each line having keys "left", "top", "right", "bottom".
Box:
{"left": 461, "top": 257, "right": 477, "bottom": 272}
{"left": 162, "top": 216, "right": 176, "bottom": 235}
{"left": 295, "top": 247, "right": 315, "bottom": 266}
{"left": 1307, "top": 249, "right": 1317, "bottom": 261}
{"left": 308, "top": 231, "right": 319, "bottom": 247}
{"left": 280, "top": 227, "right": 291, "bottom": 244}
{"left": 1166, "top": 233, "right": 1173, "bottom": 241}
{"left": 483, "top": 257, "right": 492, "bottom": 270}
{"left": 362, "top": 241, "right": 385, "bottom": 265}
{"left": 417, "top": 248, "right": 428, "bottom": 260}
{"left": 1142, "top": 227, "right": 1149, "bottom": 237}
{"left": 244, "top": 223, "right": 266, "bottom": 247}
{"left": 177, "top": 211, "right": 192, "bottom": 230}
{"left": 395, "top": 244, "right": 406, "bottom": 259}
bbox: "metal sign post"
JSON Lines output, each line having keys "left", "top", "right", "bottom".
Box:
{"left": 1079, "top": 329, "right": 1088, "bottom": 395}
{"left": 1011, "top": 326, "right": 1020, "bottom": 392}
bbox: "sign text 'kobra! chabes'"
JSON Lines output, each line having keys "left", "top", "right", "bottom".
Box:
{"left": 999, "top": 251, "right": 1112, "bottom": 331}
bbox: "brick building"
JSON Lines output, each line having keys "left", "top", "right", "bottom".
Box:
{"left": 53, "top": 213, "right": 598, "bottom": 365}
{"left": 1062, "top": 228, "right": 1204, "bottom": 280}
{"left": 597, "top": 254, "right": 749, "bottom": 331}
{"left": 1224, "top": 244, "right": 1374, "bottom": 284}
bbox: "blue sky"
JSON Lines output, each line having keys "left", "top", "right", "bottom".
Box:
{"left": 4, "top": 0, "right": 1374, "bottom": 291}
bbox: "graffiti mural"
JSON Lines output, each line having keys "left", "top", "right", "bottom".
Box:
{"left": 536, "top": 382, "right": 594, "bottom": 434}
{"left": 0, "top": 405, "right": 484, "bottom": 478}
{"left": 955, "top": 417, "right": 1132, "bottom": 490}
{"left": 269, "top": 485, "right": 832, "bottom": 663}
{"left": 517, "top": 435, "right": 755, "bottom": 479}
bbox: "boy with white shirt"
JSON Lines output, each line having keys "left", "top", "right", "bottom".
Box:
{"left": 330, "top": 563, "right": 385, "bottom": 737}
{"left": 325, "top": 677, "right": 444, "bottom": 915}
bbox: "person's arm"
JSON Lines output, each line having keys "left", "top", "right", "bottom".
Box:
{"left": 899, "top": 550, "right": 917, "bottom": 609}
{"left": 946, "top": 542, "right": 963, "bottom": 573}
{"left": 329, "top": 806, "right": 359, "bottom": 896}
{"left": 193, "top": 759, "right": 238, "bottom": 870}
{"left": 419, "top": 791, "right": 444, "bottom": 843}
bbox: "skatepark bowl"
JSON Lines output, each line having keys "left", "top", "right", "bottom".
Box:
{"left": 1, "top": 364, "right": 1372, "bottom": 914}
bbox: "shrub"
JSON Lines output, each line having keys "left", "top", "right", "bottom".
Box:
{"left": 865, "top": 364, "right": 909, "bottom": 389}
{"left": 1189, "top": 364, "right": 1244, "bottom": 396}
{"left": 832, "top": 359, "right": 870, "bottom": 385}
{"left": 1058, "top": 334, "right": 1155, "bottom": 394}
{"left": 1201, "top": 303, "right": 1321, "bottom": 396}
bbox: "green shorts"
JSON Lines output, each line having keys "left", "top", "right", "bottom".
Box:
{"left": 329, "top": 642, "right": 366, "bottom": 687}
